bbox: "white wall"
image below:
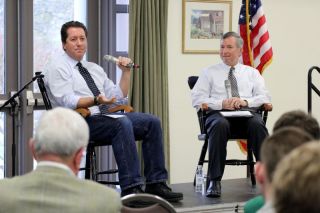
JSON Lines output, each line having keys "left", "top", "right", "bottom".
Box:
{"left": 168, "top": 0, "right": 320, "bottom": 183}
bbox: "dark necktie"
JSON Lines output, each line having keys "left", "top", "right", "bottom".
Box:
{"left": 228, "top": 67, "right": 240, "bottom": 98}
{"left": 77, "top": 62, "right": 108, "bottom": 114}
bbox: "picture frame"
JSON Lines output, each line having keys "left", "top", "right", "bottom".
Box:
{"left": 182, "top": 0, "right": 233, "bottom": 54}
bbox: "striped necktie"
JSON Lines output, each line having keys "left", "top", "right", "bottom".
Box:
{"left": 228, "top": 67, "right": 240, "bottom": 97}
{"left": 77, "top": 62, "right": 108, "bottom": 114}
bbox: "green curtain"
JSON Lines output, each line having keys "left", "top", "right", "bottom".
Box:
{"left": 129, "top": 0, "right": 170, "bottom": 172}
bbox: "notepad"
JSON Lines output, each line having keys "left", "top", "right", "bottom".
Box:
{"left": 104, "top": 114, "right": 126, "bottom": 119}
{"left": 220, "top": 111, "right": 253, "bottom": 117}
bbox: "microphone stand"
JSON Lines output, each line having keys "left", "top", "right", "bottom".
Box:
{"left": 0, "top": 73, "right": 44, "bottom": 176}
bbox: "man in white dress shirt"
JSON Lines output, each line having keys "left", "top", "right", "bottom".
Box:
{"left": 191, "top": 31, "right": 270, "bottom": 197}
{"left": 43, "top": 21, "right": 183, "bottom": 202}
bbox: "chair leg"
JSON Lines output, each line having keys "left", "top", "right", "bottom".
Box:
{"left": 194, "top": 139, "right": 209, "bottom": 186}
{"left": 84, "top": 147, "right": 91, "bottom": 179}
{"left": 247, "top": 147, "right": 256, "bottom": 186}
{"left": 92, "top": 148, "right": 97, "bottom": 181}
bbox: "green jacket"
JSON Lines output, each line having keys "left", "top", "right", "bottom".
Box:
{"left": 244, "top": 195, "right": 265, "bottom": 213}
{"left": 0, "top": 166, "right": 121, "bottom": 213}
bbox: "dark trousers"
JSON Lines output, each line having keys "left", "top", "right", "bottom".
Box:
{"left": 85, "top": 112, "right": 168, "bottom": 190}
{"left": 205, "top": 112, "right": 268, "bottom": 181}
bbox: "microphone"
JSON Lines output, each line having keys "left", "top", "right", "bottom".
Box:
{"left": 225, "top": 79, "right": 232, "bottom": 99}
{"left": 103, "top": 55, "right": 140, "bottom": 69}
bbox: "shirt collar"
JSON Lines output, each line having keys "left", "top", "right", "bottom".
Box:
{"left": 37, "top": 161, "right": 75, "bottom": 176}
{"left": 222, "top": 62, "right": 241, "bottom": 72}
{"left": 63, "top": 52, "right": 84, "bottom": 69}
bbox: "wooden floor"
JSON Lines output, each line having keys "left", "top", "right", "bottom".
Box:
{"left": 109, "top": 178, "right": 261, "bottom": 212}
{"left": 170, "top": 178, "right": 261, "bottom": 212}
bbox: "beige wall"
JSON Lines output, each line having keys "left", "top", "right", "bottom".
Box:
{"left": 168, "top": 0, "right": 320, "bottom": 183}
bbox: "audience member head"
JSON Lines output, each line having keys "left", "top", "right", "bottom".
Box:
{"left": 30, "top": 107, "right": 89, "bottom": 174}
{"left": 273, "top": 110, "right": 320, "bottom": 139}
{"left": 255, "top": 127, "right": 313, "bottom": 200}
{"left": 273, "top": 141, "right": 320, "bottom": 213}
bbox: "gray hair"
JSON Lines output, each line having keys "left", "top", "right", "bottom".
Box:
{"left": 34, "top": 107, "right": 89, "bottom": 157}
{"left": 222, "top": 31, "right": 243, "bottom": 48}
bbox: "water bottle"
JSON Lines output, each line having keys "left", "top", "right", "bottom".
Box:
{"left": 195, "top": 165, "right": 204, "bottom": 193}
{"left": 202, "top": 175, "right": 206, "bottom": 195}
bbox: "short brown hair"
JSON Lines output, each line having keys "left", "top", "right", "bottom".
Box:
{"left": 273, "top": 110, "right": 320, "bottom": 139}
{"left": 61, "top": 21, "right": 88, "bottom": 44}
{"left": 260, "top": 127, "right": 312, "bottom": 182}
{"left": 273, "top": 142, "right": 320, "bottom": 213}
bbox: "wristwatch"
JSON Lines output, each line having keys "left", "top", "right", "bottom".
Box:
{"left": 93, "top": 96, "right": 99, "bottom": 105}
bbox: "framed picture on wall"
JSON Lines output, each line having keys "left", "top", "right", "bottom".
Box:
{"left": 182, "top": 0, "right": 233, "bottom": 54}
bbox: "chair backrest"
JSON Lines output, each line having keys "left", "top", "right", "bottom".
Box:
{"left": 36, "top": 72, "right": 52, "bottom": 110}
{"left": 121, "top": 194, "right": 176, "bottom": 213}
{"left": 188, "top": 76, "right": 207, "bottom": 135}
{"left": 188, "top": 76, "right": 198, "bottom": 90}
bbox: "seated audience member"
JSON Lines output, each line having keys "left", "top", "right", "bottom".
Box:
{"left": 0, "top": 107, "right": 121, "bottom": 213}
{"left": 273, "top": 142, "right": 320, "bottom": 213}
{"left": 244, "top": 109, "right": 320, "bottom": 213}
{"left": 244, "top": 127, "right": 313, "bottom": 213}
{"left": 273, "top": 109, "right": 320, "bottom": 139}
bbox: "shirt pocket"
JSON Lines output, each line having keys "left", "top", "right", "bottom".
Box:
{"left": 211, "top": 80, "right": 227, "bottom": 99}
{"left": 237, "top": 78, "right": 253, "bottom": 97}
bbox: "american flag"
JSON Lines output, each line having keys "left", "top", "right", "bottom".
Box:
{"left": 238, "top": 0, "right": 272, "bottom": 153}
{"left": 239, "top": 0, "right": 273, "bottom": 73}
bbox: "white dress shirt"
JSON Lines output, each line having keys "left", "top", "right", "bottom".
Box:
{"left": 43, "top": 52, "right": 124, "bottom": 115}
{"left": 191, "top": 62, "right": 271, "bottom": 110}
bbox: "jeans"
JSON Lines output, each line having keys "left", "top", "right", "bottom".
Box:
{"left": 205, "top": 112, "right": 268, "bottom": 180}
{"left": 85, "top": 112, "right": 168, "bottom": 190}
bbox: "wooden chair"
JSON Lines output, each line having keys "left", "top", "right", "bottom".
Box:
{"left": 36, "top": 71, "right": 119, "bottom": 185}
{"left": 188, "top": 76, "right": 272, "bottom": 186}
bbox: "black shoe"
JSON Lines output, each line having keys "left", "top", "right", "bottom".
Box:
{"left": 145, "top": 182, "right": 183, "bottom": 202}
{"left": 121, "top": 185, "right": 144, "bottom": 197}
{"left": 206, "top": 181, "right": 221, "bottom": 198}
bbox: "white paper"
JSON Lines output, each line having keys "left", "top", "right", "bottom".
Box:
{"left": 104, "top": 114, "right": 125, "bottom": 119}
{"left": 220, "top": 111, "right": 253, "bottom": 117}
